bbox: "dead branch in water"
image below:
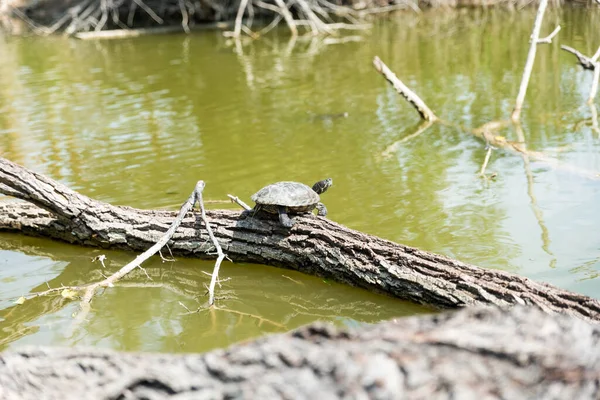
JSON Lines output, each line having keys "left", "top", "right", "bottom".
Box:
{"left": 511, "top": 0, "right": 559, "bottom": 122}
{"left": 372, "top": 56, "right": 437, "bottom": 122}
{"left": 561, "top": 45, "right": 597, "bottom": 71}
{"left": 372, "top": 56, "right": 600, "bottom": 179}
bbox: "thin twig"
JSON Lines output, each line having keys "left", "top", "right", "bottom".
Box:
{"left": 479, "top": 147, "right": 493, "bottom": 176}
{"left": 227, "top": 194, "right": 252, "bottom": 211}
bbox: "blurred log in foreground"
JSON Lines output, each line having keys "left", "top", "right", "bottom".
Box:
{"left": 0, "top": 306, "right": 599, "bottom": 399}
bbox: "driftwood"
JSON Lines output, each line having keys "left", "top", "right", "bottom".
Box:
{"left": 0, "top": 306, "right": 599, "bottom": 399}
{"left": 1, "top": 156, "right": 600, "bottom": 322}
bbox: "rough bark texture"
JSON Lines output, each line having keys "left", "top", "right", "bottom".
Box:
{"left": 0, "top": 306, "right": 599, "bottom": 400}
{"left": 1, "top": 156, "right": 600, "bottom": 322}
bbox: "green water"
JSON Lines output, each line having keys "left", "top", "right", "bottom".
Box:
{"left": 1, "top": 8, "right": 600, "bottom": 353}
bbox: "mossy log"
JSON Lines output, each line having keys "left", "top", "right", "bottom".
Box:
{"left": 1, "top": 156, "right": 600, "bottom": 322}
{"left": 1, "top": 306, "right": 599, "bottom": 399}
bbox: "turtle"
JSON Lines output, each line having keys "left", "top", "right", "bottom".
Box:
{"left": 250, "top": 178, "right": 333, "bottom": 228}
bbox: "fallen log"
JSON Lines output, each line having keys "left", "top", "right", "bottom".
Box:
{"left": 0, "top": 306, "right": 599, "bottom": 400}
{"left": 1, "top": 156, "right": 599, "bottom": 322}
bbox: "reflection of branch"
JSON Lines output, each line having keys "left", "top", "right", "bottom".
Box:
{"left": 511, "top": 0, "right": 554, "bottom": 122}
{"left": 588, "top": 57, "right": 600, "bottom": 104}
{"left": 591, "top": 103, "right": 600, "bottom": 136}
{"left": 381, "top": 120, "right": 434, "bottom": 158}
{"left": 470, "top": 119, "right": 600, "bottom": 180}
{"left": 215, "top": 307, "right": 286, "bottom": 329}
{"left": 373, "top": 56, "right": 437, "bottom": 122}
{"left": 514, "top": 124, "right": 554, "bottom": 261}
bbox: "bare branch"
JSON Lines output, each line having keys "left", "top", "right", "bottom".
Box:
{"left": 272, "top": 0, "right": 298, "bottom": 37}
{"left": 536, "top": 25, "right": 560, "bottom": 44}
{"left": 372, "top": 56, "right": 437, "bottom": 122}
{"left": 196, "top": 184, "right": 226, "bottom": 307}
{"left": 561, "top": 45, "right": 596, "bottom": 70}
{"left": 232, "top": 0, "right": 249, "bottom": 38}
{"left": 227, "top": 194, "right": 252, "bottom": 211}
{"left": 511, "top": 0, "right": 549, "bottom": 122}
{"left": 479, "top": 147, "right": 493, "bottom": 176}
{"left": 132, "top": 0, "right": 163, "bottom": 25}
{"left": 179, "top": 0, "right": 190, "bottom": 33}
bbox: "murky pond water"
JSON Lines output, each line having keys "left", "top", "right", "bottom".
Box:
{"left": 1, "top": 8, "right": 600, "bottom": 353}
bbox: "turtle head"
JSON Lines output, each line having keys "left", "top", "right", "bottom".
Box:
{"left": 312, "top": 178, "right": 333, "bottom": 194}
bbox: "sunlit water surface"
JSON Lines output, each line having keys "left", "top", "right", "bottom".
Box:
{"left": 1, "top": 8, "right": 599, "bottom": 352}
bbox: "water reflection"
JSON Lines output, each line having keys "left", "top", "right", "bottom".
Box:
{"left": 1, "top": 8, "right": 600, "bottom": 352}
{"left": 0, "top": 233, "right": 427, "bottom": 352}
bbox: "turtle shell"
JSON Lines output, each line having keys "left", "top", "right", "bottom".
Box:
{"left": 251, "top": 181, "right": 319, "bottom": 213}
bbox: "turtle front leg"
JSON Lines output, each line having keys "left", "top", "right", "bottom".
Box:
{"left": 315, "top": 202, "right": 328, "bottom": 217}
{"left": 278, "top": 206, "right": 295, "bottom": 228}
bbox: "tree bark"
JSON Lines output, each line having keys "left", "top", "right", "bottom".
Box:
{"left": 0, "top": 306, "right": 598, "bottom": 400}
{"left": 1, "top": 156, "right": 600, "bottom": 322}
